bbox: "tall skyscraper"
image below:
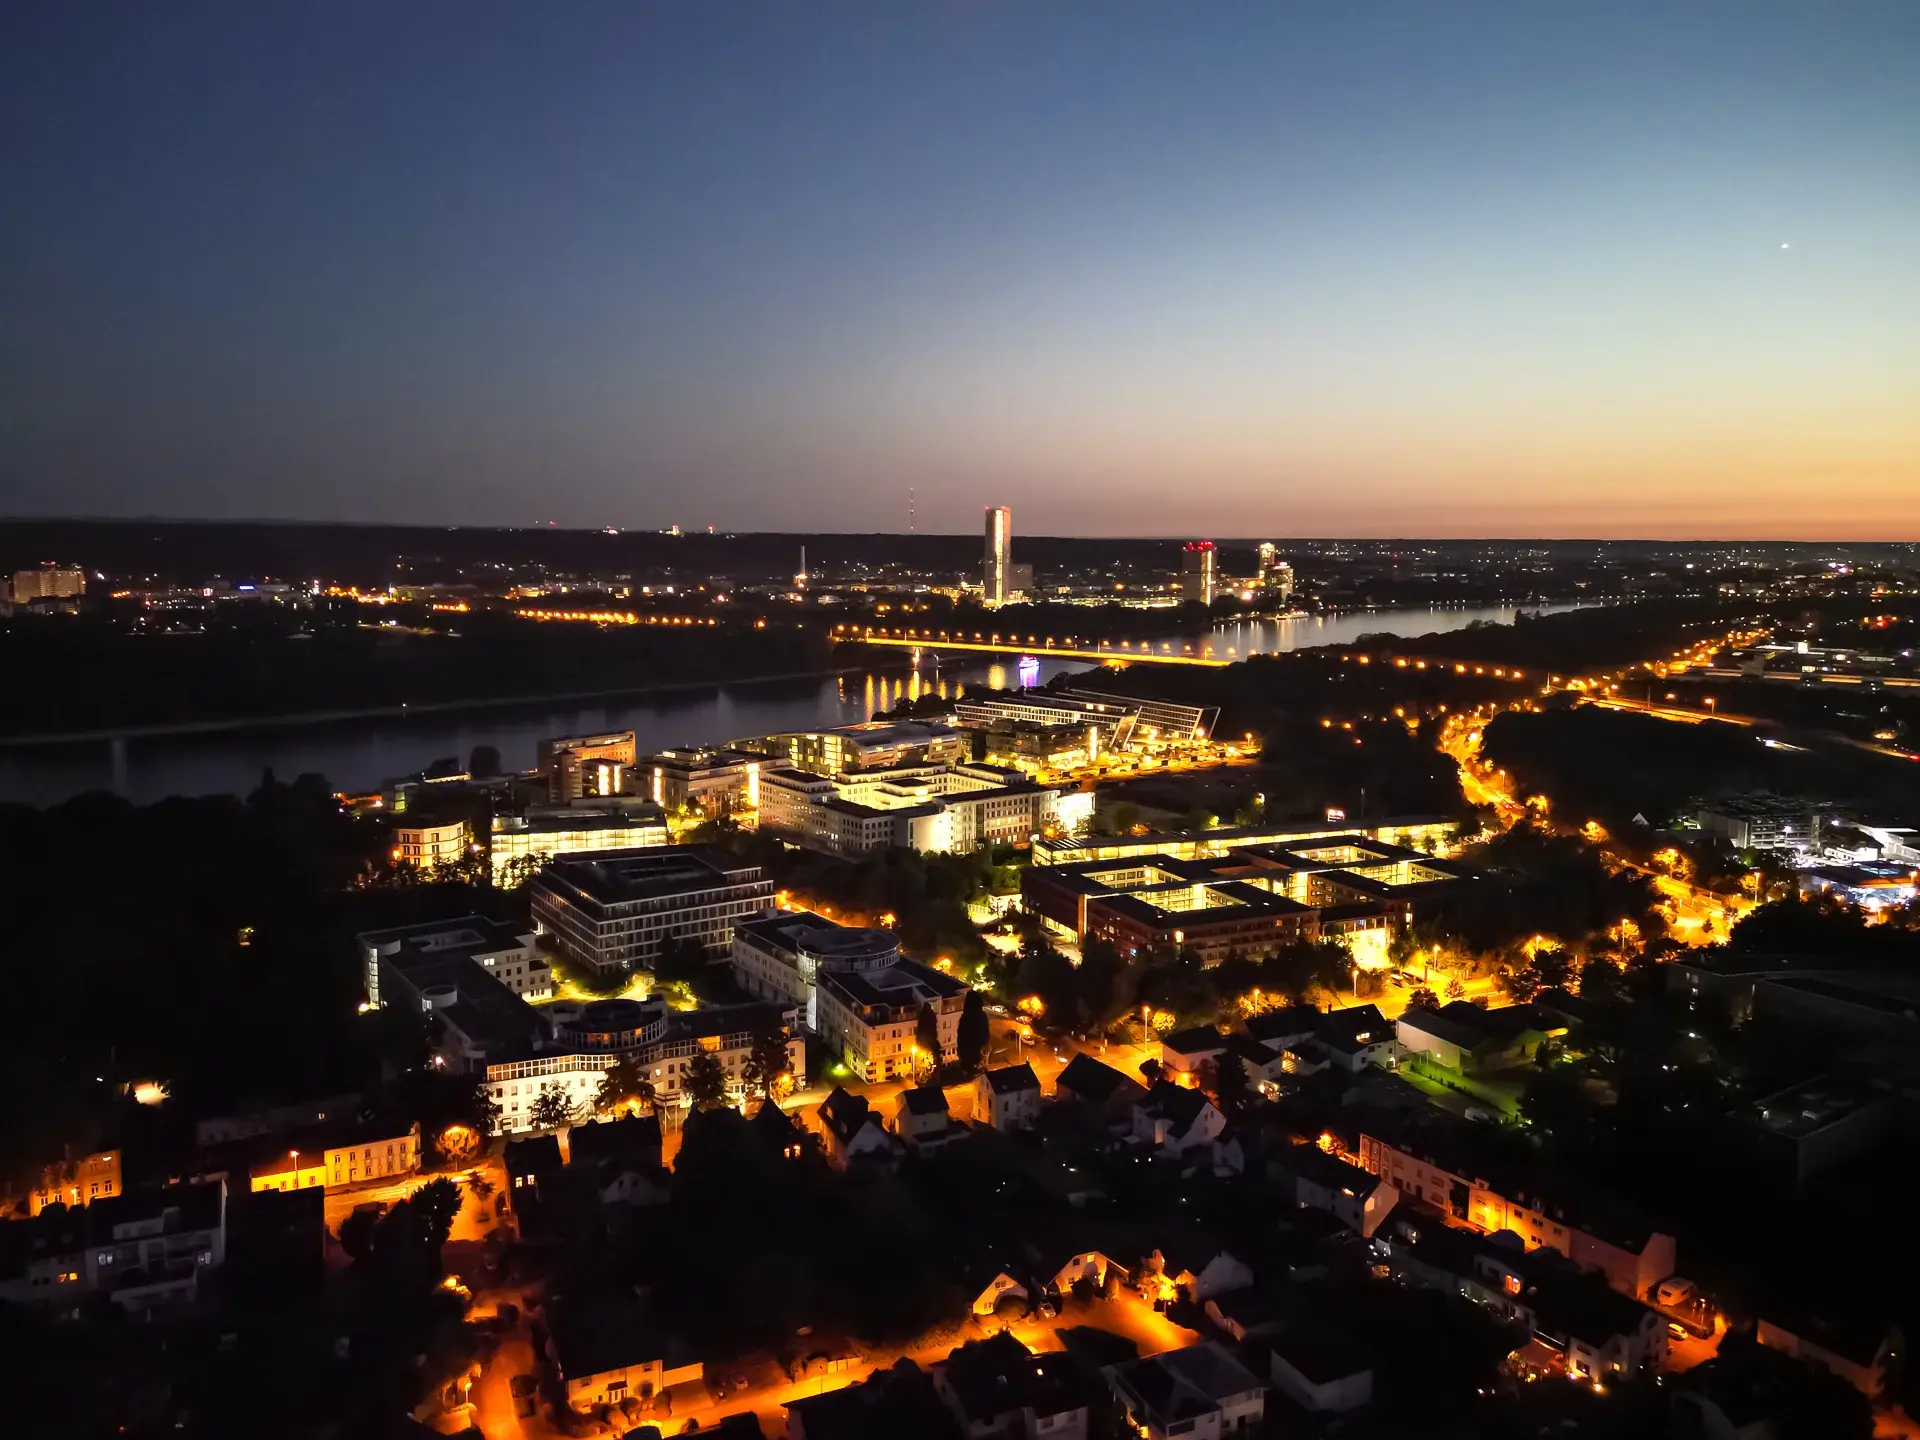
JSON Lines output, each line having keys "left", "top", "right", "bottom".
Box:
{"left": 1255, "top": 543, "right": 1293, "bottom": 602}
{"left": 984, "top": 506, "right": 1012, "bottom": 607}
{"left": 1180, "top": 542, "right": 1216, "bottom": 606}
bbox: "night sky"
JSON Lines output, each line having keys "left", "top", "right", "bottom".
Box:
{"left": 3, "top": 2, "right": 1916, "bottom": 538}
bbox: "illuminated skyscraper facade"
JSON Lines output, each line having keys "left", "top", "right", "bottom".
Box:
{"left": 1180, "top": 541, "right": 1216, "bottom": 606}
{"left": 984, "top": 506, "right": 1012, "bottom": 607}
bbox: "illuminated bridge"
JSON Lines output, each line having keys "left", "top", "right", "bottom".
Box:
{"left": 839, "top": 624, "right": 1233, "bottom": 667}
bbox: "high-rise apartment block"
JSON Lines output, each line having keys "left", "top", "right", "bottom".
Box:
{"left": 1256, "top": 543, "right": 1294, "bottom": 601}
{"left": 11, "top": 565, "right": 86, "bottom": 604}
{"left": 1180, "top": 541, "right": 1216, "bottom": 606}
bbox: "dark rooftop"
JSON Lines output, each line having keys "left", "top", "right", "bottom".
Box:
{"left": 983, "top": 1062, "right": 1041, "bottom": 1095}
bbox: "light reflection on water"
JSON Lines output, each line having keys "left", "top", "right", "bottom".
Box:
{"left": 0, "top": 600, "right": 1589, "bottom": 806}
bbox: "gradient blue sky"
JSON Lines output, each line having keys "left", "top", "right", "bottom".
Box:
{"left": 3, "top": 1, "right": 1916, "bottom": 537}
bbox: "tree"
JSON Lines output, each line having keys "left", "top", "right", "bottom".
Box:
{"left": 1528, "top": 946, "right": 1574, "bottom": 991}
{"left": 955, "top": 989, "right": 990, "bottom": 1072}
{"left": 742, "top": 1018, "right": 793, "bottom": 1099}
{"left": 685, "top": 1050, "right": 729, "bottom": 1110}
{"left": 1202, "top": 1054, "right": 1254, "bottom": 1123}
{"left": 596, "top": 1054, "right": 657, "bottom": 1116}
{"left": 915, "top": 1002, "right": 942, "bottom": 1068}
{"left": 1578, "top": 956, "right": 1624, "bottom": 1000}
{"left": 652, "top": 934, "right": 712, "bottom": 988}
{"left": 1406, "top": 986, "right": 1440, "bottom": 1010}
{"left": 469, "top": 744, "right": 502, "bottom": 778}
{"left": 410, "top": 1176, "right": 465, "bottom": 1249}
{"left": 529, "top": 1082, "right": 576, "bottom": 1131}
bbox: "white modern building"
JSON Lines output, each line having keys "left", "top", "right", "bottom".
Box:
{"left": 489, "top": 803, "right": 669, "bottom": 885}
{"left": 758, "top": 760, "right": 1083, "bottom": 858}
{"left": 730, "top": 909, "right": 969, "bottom": 1082}
{"left": 360, "top": 915, "right": 553, "bottom": 1005}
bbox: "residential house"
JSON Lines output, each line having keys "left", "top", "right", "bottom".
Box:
{"left": 746, "top": 1099, "right": 813, "bottom": 1162}
{"left": 1269, "top": 1143, "right": 1399, "bottom": 1238}
{"left": 567, "top": 1113, "right": 668, "bottom": 1206}
{"left": 1220, "top": 1034, "right": 1288, "bottom": 1093}
{"left": 933, "top": 1332, "right": 1090, "bottom": 1440}
{"left": 1307, "top": 1005, "right": 1397, "bottom": 1073}
{"left": 965, "top": 1261, "right": 1031, "bottom": 1319}
{"left": 1375, "top": 1215, "right": 1666, "bottom": 1379}
{"left": 1103, "top": 1341, "right": 1267, "bottom": 1440}
{"left": 1675, "top": 1345, "right": 1857, "bottom": 1440}
{"left": 1052, "top": 1053, "right": 1148, "bottom": 1123}
{"left": 504, "top": 1134, "right": 563, "bottom": 1212}
{"left": 1267, "top": 1327, "right": 1374, "bottom": 1414}
{"left": 975, "top": 1063, "right": 1043, "bottom": 1131}
{"left": 818, "top": 1088, "right": 903, "bottom": 1169}
{"left": 1130, "top": 1082, "right": 1226, "bottom": 1157}
{"left": 1530, "top": 1274, "right": 1670, "bottom": 1380}
{"left": 546, "top": 1291, "right": 703, "bottom": 1413}
{"left": 1242, "top": 1007, "right": 1320, "bottom": 1055}
{"left": 1204, "top": 1289, "right": 1287, "bottom": 1342}
{"left": 786, "top": 1357, "right": 964, "bottom": 1440}
{"left": 0, "top": 1181, "right": 228, "bottom": 1315}
{"left": 1396, "top": 1001, "right": 1563, "bottom": 1074}
{"left": 894, "top": 1086, "right": 963, "bottom": 1149}
{"left": 1757, "top": 1308, "right": 1904, "bottom": 1398}
{"left": 247, "top": 1118, "right": 422, "bottom": 1194}
{"left": 1357, "top": 1119, "right": 1677, "bottom": 1300}
{"left": 1027, "top": 1238, "right": 1127, "bottom": 1299}
{"left": 1143, "top": 1233, "right": 1254, "bottom": 1304}
{"left": 1160, "top": 1027, "right": 1229, "bottom": 1086}
{"left": 21, "top": 1149, "right": 123, "bottom": 1215}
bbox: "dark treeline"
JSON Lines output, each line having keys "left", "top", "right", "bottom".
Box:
{"left": 0, "top": 613, "right": 835, "bottom": 736}
{"left": 1480, "top": 705, "right": 1920, "bottom": 832}
{"left": 1376, "top": 597, "right": 1753, "bottom": 670}
{"left": 0, "top": 776, "right": 507, "bottom": 1185}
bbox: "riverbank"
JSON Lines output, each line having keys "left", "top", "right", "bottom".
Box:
{"left": 0, "top": 658, "right": 916, "bottom": 749}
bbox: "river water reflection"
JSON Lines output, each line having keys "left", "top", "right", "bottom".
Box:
{"left": 0, "top": 601, "right": 1585, "bottom": 806}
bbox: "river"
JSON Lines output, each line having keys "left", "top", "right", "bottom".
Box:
{"left": 0, "top": 601, "right": 1587, "bottom": 806}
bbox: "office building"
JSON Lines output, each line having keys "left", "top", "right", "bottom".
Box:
{"left": 758, "top": 760, "right": 1085, "bottom": 858}
{"left": 10, "top": 565, "right": 86, "bottom": 605}
{"left": 527, "top": 846, "right": 775, "bottom": 980}
{"left": 1031, "top": 813, "right": 1459, "bottom": 866}
{"left": 811, "top": 944, "right": 968, "bottom": 1082}
{"left": 1696, "top": 797, "right": 1823, "bottom": 851}
{"left": 1180, "top": 541, "right": 1216, "bottom": 605}
{"left": 982, "top": 505, "right": 1033, "bottom": 608}
{"left": 391, "top": 817, "right": 472, "bottom": 869}
{"left": 954, "top": 687, "right": 1220, "bottom": 749}
{"left": 489, "top": 803, "right": 669, "bottom": 885}
{"left": 360, "top": 915, "right": 554, "bottom": 1009}
{"left": 731, "top": 910, "right": 902, "bottom": 1031}
{"left": 640, "top": 746, "right": 765, "bottom": 814}
{"left": 1022, "top": 837, "right": 1475, "bottom": 965}
{"left": 745, "top": 719, "right": 967, "bottom": 777}
{"left": 539, "top": 731, "right": 639, "bottom": 804}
